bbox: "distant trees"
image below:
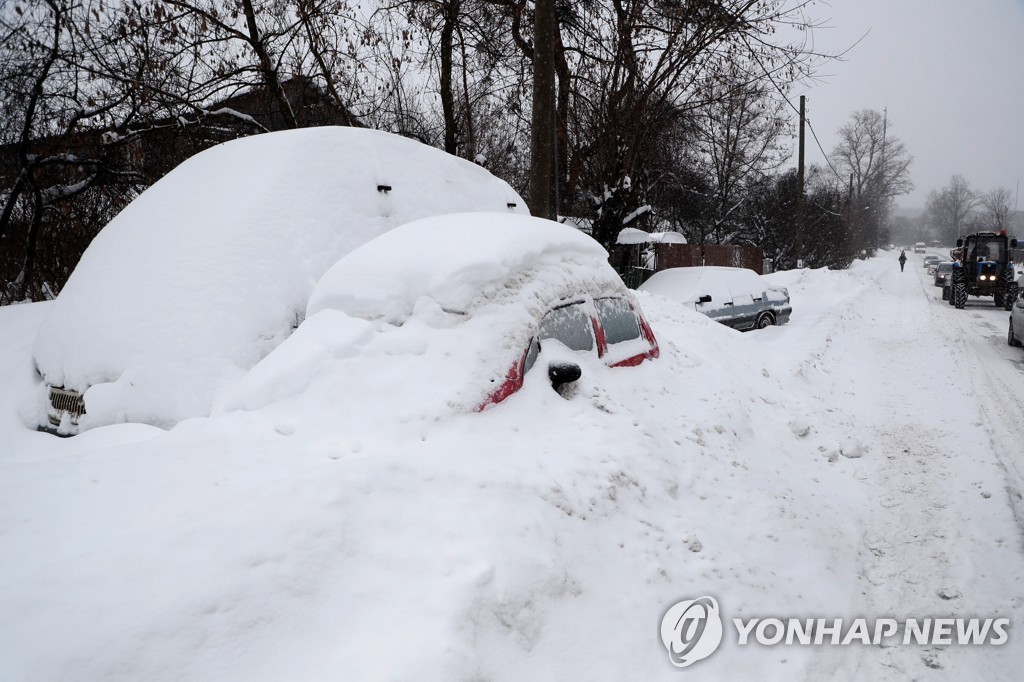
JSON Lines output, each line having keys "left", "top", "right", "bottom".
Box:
{"left": 924, "top": 176, "right": 1015, "bottom": 241}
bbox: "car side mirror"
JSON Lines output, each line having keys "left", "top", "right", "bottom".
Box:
{"left": 548, "top": 362, "right": 581, "bottom": 390}
{"left": 956, "top": 238, "right": 963, "bottom": 247}
{"left": 698, "top": 295, "right": 712, "bottom": 304}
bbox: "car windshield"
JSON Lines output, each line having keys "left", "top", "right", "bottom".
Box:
{"left": 938, "top": 263, "right": 953, "bottom": 273}
{"left": 969, "top": 239, "right": 1004, "bottom": 261}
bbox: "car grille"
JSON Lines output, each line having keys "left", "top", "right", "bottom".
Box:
{"left": 48, "top": 386, "right": 85, "bottom": 426}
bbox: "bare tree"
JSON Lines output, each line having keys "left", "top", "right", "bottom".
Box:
{"left": 924, "top": 175, "right": 979, "bottom": 243}
{"left": 979, "top": 187, "right": 1013, "bottom": 233}
{"left": 689, "top": 65, "right": 791, "bottom": 244}
{"left": 830, "top": 109, "right": 913, "bottom": 251}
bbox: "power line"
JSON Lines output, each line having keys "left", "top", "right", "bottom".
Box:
{"left": 804, "top": 116, "right": 844, "bottom": 184}
{"left": 737, "top": 35, "right": 844, "bottom": 184}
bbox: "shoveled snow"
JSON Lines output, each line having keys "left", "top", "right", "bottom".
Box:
{"left": 0, "top": 250, "right": 1022, "bottom": 680}
{"left": 31, "top": 127, "right": 526, "bottom": 432}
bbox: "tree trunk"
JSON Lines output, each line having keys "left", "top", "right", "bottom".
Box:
{"left": 240, "top": 0, "right": 297, "bottom": 129}
{"left": 439, "top": 0, "right": 459, "bottom": 155}
{"left": 528, "top": 0, "right": 556, "bottom": 219}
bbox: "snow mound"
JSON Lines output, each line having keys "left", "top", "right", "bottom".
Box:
{"left": 31, "top": 127, "right": 526, "bottom": 431}
{"left": 308, "top": 212, "right": 616, "bottom": 323}
{"left": 616, "top": 227, "right": 687, "bottom": 245}
{"left": 219, "top": 214, "right": 626, "bottom": 421}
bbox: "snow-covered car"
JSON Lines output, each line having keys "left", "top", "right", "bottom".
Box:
{"left": 637, "top": 266, "right": 791, "bottom": 331}
{"left": 216, "top": 212, "right": 659, "bottom": 419}
{"left": 914, "top": 242, "right": 927, "bottom": 254}
{"left": 923, "top": 254, "right": 941, "bottom": 271}
{"left": 1009, "top": 287, "right": 1024, "bottom": 349}
{"left": 933, "top": 261, "right": 953, "bottom": 286}
{"left": 32, "top": 127, "right": 527, "bottom": 435}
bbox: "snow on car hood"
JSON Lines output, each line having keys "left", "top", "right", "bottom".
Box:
{"left": 215, "top": 214, "right": 627, "bottom": 424}
{"left": 31, "top": 127, "right": 526, "bottom": 431}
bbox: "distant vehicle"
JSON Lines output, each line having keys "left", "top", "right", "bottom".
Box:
{"left": 934, "top": 262, "right": 954, "bottom": 289}
{"left": 914, "top": 242, "right": 927, "bottom": 253}
{"left": 638, "top": 266, "right": 791, "bottom": 331}
{"left": 946, "top": 231, "right": 1020, "bottom": 310}
{"left": 923, "top": 254, "right": 941, "bottom": 271}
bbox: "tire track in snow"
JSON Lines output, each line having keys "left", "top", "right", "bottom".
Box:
{"left": 926, "top": 277, "right": 1024, "bottom": 547}
{"left": 801, "top": 255, "right": 1024, "bottom": 680}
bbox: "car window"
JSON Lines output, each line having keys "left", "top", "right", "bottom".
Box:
{"left": 539, "top": 302, "right": 595, "bottom": 352}
{"left": 595, "top": 297, "right": 642, "bottom": 345}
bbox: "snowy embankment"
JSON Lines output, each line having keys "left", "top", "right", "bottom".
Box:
{"left": 1, "top": 253, "right": 1021, "bottom": 680}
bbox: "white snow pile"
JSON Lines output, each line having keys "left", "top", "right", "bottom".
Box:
{"left": 3, "top": 253, "right": 1022, "bottom": 680}
{"left": 0, "top": 261, "right": 872, "bottom": 681}
{"left": 616, "top": 227, "right": 687, "bottom": 245}
{"left": 30, "top": 127, "right": 526, "bottom": 432}
{"left": 308, "top": 212, "right": 614, "bottom": 323}
{"left": 217, "top": 213, "right": 628, "bottom": 423}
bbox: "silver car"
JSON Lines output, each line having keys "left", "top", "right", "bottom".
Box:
{"left": 639, "top": 266, "right": 791, "bottom": 331}
{"left": 1010, "top": 278, "right": 1024, "bottom": 349}
{"left": 933, "top": 261, "right": 953, "bottom": 287}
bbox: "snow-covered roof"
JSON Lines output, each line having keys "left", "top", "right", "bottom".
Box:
{"left": 615, "top": 228, "right": 687, "bottom": 245}
{"left": 32, "top": 127, "right": 527, "bottom": 431}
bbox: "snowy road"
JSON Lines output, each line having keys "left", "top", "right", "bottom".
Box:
{"left": 784, "top": 252, "right": 1024, "bottom": 679}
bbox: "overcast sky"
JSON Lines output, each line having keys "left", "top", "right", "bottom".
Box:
{"left": 786, "top": 0, "right": 1024, "bottom": 209}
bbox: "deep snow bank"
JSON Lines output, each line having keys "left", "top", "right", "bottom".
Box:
{"left": 0, "top": 265, "right": 877, "bottom": 680}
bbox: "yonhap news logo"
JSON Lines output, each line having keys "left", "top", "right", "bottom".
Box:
{"left": 659, "top": 597, "right": 724, "bottom": 668}
{"left": 659, "top": 596, "right": 1010, "bottom": 669}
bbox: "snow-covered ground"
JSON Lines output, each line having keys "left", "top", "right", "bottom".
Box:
{"left": 1, "top": 250, "right": 1023, "bottom": 680}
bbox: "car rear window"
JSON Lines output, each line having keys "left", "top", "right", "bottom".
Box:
{"left": 595, "top": 297, "right": 642, "bottom": 345}
{"left": 539, "top": 302, "right": 595, "bottom": 352}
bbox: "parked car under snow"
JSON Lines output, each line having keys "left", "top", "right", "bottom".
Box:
{"left": 33, "top": 127, "right": 527, "bottom": 435}
{"left": 216, "top": 212, "right": 660, "bottom": 419}
{"left": 638, "top": 266, "right": 791, "bottom": 331}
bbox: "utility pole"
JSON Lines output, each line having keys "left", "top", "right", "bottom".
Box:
{"left": 795, "top": 95, "right": 805, "bottom": 267}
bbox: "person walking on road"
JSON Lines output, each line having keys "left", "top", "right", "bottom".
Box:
{"left": 898, "top": 249, "right": 907, "bottom": 272}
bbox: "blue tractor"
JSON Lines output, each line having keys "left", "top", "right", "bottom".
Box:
{"left": 945, "top": 231, "right": 1019, "bottom": 310}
